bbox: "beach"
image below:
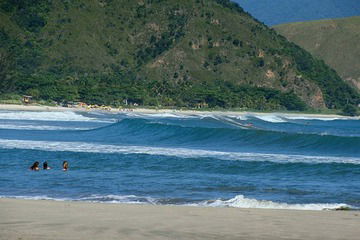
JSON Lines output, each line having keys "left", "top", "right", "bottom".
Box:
{"left": 1, "top": 198, "right": 359, "bottom": 240}
{"left": 0, "top": 103, "right": 354, "bottom": 119}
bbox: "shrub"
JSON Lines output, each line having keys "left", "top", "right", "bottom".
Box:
{"left": 341, "top": 104, "right": 358, "bottom": 116}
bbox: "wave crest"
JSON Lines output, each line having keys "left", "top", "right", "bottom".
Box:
{"left": 0, "top": 139, "right": 359, "bottom": 164}
{"left": 201, "top": 195, "right": 352, "bottom": 211}
{"left": 1, "top": 194, "right": 353, "bottom": 211}
{"left": 0, "top": 111, "right": 113, "bottom": 122}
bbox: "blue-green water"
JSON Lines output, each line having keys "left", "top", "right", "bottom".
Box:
{"left": 0, "top": 110, "right": 359, "bottom": 210}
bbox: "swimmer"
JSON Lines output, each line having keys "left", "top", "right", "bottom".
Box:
{"left": 30, "top": 161, "right": 40, "bottom": 171}
{"left": 62, "top": 161, "right": 68, "bottom": 171}
{"left": 43, "top": 161, "right": 51, "bottom": 170}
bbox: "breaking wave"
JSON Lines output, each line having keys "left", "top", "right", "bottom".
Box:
{"left": 1, "top": 194, "right": 354, "bottom": 211}
{"left": 199, "top": 195, "right": 353, "bottom": 211}
{"left": 0, "top": 110, "right": 113, "bottom": 122}
{"left": 0, "top": 139, "right": 359, "bottom": 164}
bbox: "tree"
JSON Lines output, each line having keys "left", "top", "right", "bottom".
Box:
{"left": 341, "top": 104, "right": 358, "bottom": 116}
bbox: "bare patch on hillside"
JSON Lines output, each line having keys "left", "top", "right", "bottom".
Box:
{"left": 266, "top": 70, "right": 275, "bottom": 79}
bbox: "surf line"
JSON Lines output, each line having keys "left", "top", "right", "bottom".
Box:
{"left": 0, "top": 139, "right": 359, "bottom": 165}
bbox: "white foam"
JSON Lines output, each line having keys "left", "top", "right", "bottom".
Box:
{"left": 0, "top": 194, "right": 157, "bottom": 205}
{"left": 209, "top": 115, "right": 251, "bottom": 129}
{"left": 0, "top": 139, "right": 359, "bottom": 164}
{"left": 201, "top": 195, "right": 351, "bottom": 211}
{"left": 0, "top": 111, "right": 108, "bottom": 122}
{"left": 123, "top": 112, "right": 196, "bottom": 119}
{"left": 230, "top": 115, "right": 249, "bottom": 121}
{"left": 78, "top": 194, "right": 157, "bottom": 204}
{"left": 284, "top": 116, "right": 342, "bottom": 121}
{"left": 1, "top": 194, "right": 353, "bottom": 211}
{"left": 253, "top": 114, "right": 287, "bottom": 123}
{"left": 0, "top": 195, "right": 70, "bottom": 201}
{"left": 0, "top": 124, "right": 90, "bottom": 131}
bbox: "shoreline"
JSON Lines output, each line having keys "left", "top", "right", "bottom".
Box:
{"left": 1, "top": 198, "right": 359, "bottom": 240}
{"left": 0, "top": 103, "right": 354, "bottom": 119}
{"left": 1, "top": 195, "right": 355, "bottom": 211}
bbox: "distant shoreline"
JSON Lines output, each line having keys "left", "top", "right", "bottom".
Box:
{"left": 0, "top": 103, "right": 355, "bottom": 120}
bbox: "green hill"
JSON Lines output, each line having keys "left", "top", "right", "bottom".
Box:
{"left": 233, "top": 0, "right": 360, "bottom": 26}
{"left": 0, "top": 0, "right": 358, "bottom": 111}
{"left": 274, "top": 16, "right": 360, "bottom": 91}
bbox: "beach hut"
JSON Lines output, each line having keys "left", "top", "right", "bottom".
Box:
{"left": 196, "top": 102, "right": 208, "bottom": 109}
{"left": 22, "top": 95, "right": 32, "bottom": 104}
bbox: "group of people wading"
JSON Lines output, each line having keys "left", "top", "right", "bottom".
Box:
{"left": 30, "top": 161, "right": 68, "bottom": 171}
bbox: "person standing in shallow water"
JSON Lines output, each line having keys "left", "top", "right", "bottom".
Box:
{"left": 62, "top": 161, "right": 68, "bottom": 171}
{"left": 43, "top": 161, "right": 51, "bottom": 170}
{"left": 30, "top": 161, "right": 40, "bottom": 171}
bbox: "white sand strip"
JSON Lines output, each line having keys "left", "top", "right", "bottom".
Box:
{"left": 0, "top": 103, "right": 355, "bottom": 120}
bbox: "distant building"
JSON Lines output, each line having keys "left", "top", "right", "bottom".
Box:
{"left": 22, "top": 95, "right": 32, "bottom": 104}
{"left": 77, "top": 102, "right": 88, "bottom": 107}
{"left": 196, "top": 102, "right": 209, "bottom": 109}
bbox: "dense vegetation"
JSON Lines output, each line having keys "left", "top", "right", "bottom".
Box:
{"left": 234, "top": 0, "right": 360, "bottom": 26}
{"left": 274, "top": 16, "right": 360, "bottom": 92}
{"left": 0, "top": 0, "right": 358, "bottom": 111}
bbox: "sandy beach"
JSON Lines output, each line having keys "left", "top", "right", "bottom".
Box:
{"left": 0, "top": 103, "right": 354, "bottom": 120}
{"left": 0, "top": 198, "right": 359, "bottom": 240}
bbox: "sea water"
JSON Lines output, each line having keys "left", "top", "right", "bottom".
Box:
{"left": 0, "top": 110, "right": 359, "bottom": 210}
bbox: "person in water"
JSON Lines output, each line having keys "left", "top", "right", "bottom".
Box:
{"left": 30, "top": 161, "right": 40, "bottom": 171}
{"left": 62, "top": 161, "right": 68, "bottom": 171}
{"left": 43, "top": 161, "right": 51, "bottom": 170}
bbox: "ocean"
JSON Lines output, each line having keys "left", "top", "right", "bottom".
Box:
{"left": 0, "top": 110, "right": 359, "bottom": 210}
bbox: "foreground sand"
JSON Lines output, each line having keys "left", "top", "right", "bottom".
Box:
{"left": 0, "top": 199, "right": 359, "bottom": 240}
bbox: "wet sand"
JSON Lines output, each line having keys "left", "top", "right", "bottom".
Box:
{"left": 0, "top": 198, "right": 359, "bottom": 240}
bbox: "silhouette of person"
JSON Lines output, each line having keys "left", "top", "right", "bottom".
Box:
{"left": 43, "top": 161, "right": 51, "bottom": 170}
{"left": 63, "top": 161, "right": 68, "bottom": 171}
{"left": 30, "top": 161, "right": 40, "bottom": 171}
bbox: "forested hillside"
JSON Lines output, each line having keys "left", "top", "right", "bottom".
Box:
{"left": 0, "top": 0, "right": 358, "bottom": 111}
